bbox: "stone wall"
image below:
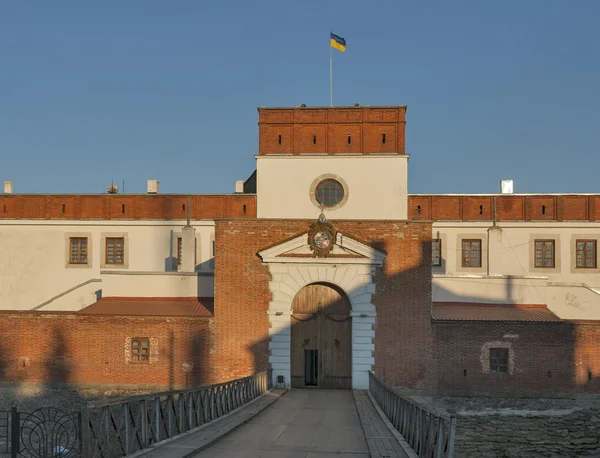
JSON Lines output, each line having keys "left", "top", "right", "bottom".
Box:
{"left": 454, "top": 408, "right": 600, "bottom": 458}
{"left": 413, "top": 395, "right": 600, "bottom": 458}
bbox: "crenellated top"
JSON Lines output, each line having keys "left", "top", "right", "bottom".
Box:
{"left": 257, "top": 105, "right": 407, "bottom": 155}
{"left": 408, "top": 194, "right": 600, "bottom": 222}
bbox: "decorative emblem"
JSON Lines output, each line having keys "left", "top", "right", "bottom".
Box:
{"left": 308, "top": 209, "right": 337, "bottom": 257}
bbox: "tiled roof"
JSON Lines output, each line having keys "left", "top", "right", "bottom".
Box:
{"left": 78, "top": 297, "right": 214, "bottom": 317}
{"left": 432, "top": 302, "right": 562, "bottom": 322}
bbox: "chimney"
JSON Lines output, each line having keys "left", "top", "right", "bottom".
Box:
{"left": 147, "top": 180, "right": 159, "bottom": 194}
{"left": 235, "top": 180, "right": 244, "bottom": 194}
{"left": 500, "top": 179, "right": 514, "bottom": 194}
{"left": 4, "top": 181, "right": 13, "bottom": 194}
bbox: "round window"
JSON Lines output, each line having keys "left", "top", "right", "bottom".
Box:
{"left": 316, "top": 179, "right": 344, "bottom": 208}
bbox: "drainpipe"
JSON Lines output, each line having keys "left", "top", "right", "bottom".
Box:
{"left": 487, "top": 196, "right": 502, "bottom": 276}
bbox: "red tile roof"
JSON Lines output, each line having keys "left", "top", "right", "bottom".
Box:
{"left": 432, "top": 302, "right": 562, "bottom": 322}
{"left": 78, "top": 297, "right": 214, "bottom": 317}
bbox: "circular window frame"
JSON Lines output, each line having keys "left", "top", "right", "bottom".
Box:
{"left": 309, "top": 174, "right": 349, "bottom": 211}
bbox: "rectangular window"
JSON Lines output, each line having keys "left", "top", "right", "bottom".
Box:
{"left": 432, "top": 239, "right": 442, "bottom": 267}
{"left": 461, "top": 239, "right": 481, "bottom": 267}
{"left": 576, "top": 240, "right": 597, "bottom": 268}
{"left": 535, "top": 240, "right": 555, "bottom": 268}
{"left": 131, "top": 338, "right": 149, "bottom": 363}
{"left": 69, "top": 237, "right": 88, "bottom": 264}
{"left": 106, "top": 237, "right": 124, "bottom": 264}
{"left": 177, "top": 237, "right": 182, "bottom": 266}
{"left": 490, "top": 348, "right": 508, "bottom": 373}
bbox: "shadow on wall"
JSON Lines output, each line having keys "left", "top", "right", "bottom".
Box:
{"left": 237, "top": 236, "right": 600, "bottom": 396}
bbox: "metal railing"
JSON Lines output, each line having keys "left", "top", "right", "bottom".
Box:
{"left": 368, "top": 371, "right": 456, "bottom": 458}
{"left": 83, "top": 370, "right": 272, "bottom": 457}
{"left": 0, "top": 406, "right": 82, "bottom": 457}
{"left": 31, "top": 278, "right": 102, "bottom": 311}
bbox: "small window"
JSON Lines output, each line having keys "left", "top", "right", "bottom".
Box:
{"left": 3, "top": 204, "right": 6, "bottom": 212}
{"left": 313, "top": 134, "right": 316, "bottom": 145}
{"left": 177, "top": 237, "right": 182, "bottom": 266}
{"left": 61, "top": 204, "right": 66, "bottom": 213}
{"left": 542, "top": 205, "right": 546, "bottom": 215}
{"left": 382, "top": 133, "right": 386, "bottom": 144}
{"left": 315, "top": 179, "right": 344, "bottom": 208}
{"left": 121, "top": 204, "right": 125, "bottom": 214}
{"left": 535, "top": 240, "right": 555, "bottom": 268}
{"left": 182, "top": 204, "right": 186, "bottom": 213}
{"left": 347, "top": 134, "right": 351, "bottom": 145}
{"left": 432, "top": 239, "right": 442, "bottom": 267}
{"left": 479, "top": 205, "right": 483, "bottom": 215}
{"left": 417, "top": 205, "right": 421, "bottom": 215}
{"left": 278, "top": 134, "right": 282, "bottom": 145}
{"left": 461, "top": 239, "right": 481, "bottom": 268}
{"left": 576, "top": 240, "right": 596, "bottom": 269}
{"left": 490, "top": 348, "right": 508, "bottom": 373}
{"left": 106, "top": 237, "right": 124, "bottom": 264}
{"left": 69, "top": 237, "right": 88, "bottom": 264}
{"left": 212, "top": 239, "right": 216, "bottom": 257}
{"left": 131, "top": 338, "right": 149, "bottom": 363}
{"left": 242, "top": 204, "right": 247, "bottom": 214}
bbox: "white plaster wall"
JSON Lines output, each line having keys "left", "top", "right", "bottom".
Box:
{"left": 101, "top": 272, "right": 214, "bottom": 298}
{"left": 256, "top": 155, "right": 408, "bottom": 220}
{"left": 0, "top": 221, "right": 215, "bottom": 310}
{"left": 546, "top": 284, "right": 600, "bottom": 320}
{"left": 432, "top": 275, "right": 547, "bottom": 305}
{"left": 432, "top": 222, "right": 600, "bottom": 319}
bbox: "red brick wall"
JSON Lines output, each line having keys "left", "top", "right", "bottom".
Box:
{"left": 0, "top": 313, "right": 214, "bottom": 389}
{"left": 408, "top": 195, "right": 600, "bottom": 222}
{"left": 258, "top": 107, "right": 406, "bottom": 155}
{"left": 433, "top": 320, "right": 600, "bottom": 394}
{"left": 0, "top": 195, "right": 256, "bottom": 220}
{"left": 214, "top": 219, "right": 433, "bottom": 389}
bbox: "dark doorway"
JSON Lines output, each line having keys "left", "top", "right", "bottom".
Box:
{"left": 291, "top": 283, "right": 352, "bottom": 389}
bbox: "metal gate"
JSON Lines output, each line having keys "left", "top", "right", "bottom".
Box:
{"left": 0, "top": 406, "right": 81, "bottom": 458}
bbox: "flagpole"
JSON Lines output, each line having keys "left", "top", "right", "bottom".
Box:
{"left": 329, "top": 33, "right": 333, "bottom": 107}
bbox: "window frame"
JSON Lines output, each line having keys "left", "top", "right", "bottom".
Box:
{"left": 461, "top": 239, "right": 482, "bottom": 268}
{"left": 69, "top": 237, "right": 88, "bottom": 265}
{"left": 576, "top": 239, "right": 597, "bottom": 269}
{"left": 489, "top": 348, "right": 508, "bottom": 373}
{"left": 105, "top": 237, "right": 125, "bottom": 265}
{"left": 534, "top": 239, "right": 555, "bottom": 268}
{"left": 131, "top": 337, "right": 150, "bottom": 364}
{"left": 432, "top": 239, "right": 442, "bottom": 267}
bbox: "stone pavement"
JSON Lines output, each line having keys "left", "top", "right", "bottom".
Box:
{"left": 193, "top": 389, "right": 369, "bottom": 458}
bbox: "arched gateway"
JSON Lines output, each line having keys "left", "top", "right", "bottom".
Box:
{"left": 291, "top": 283, "right": 351, "bottom": 389}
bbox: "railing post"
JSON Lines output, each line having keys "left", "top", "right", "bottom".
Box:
{"left": 141, "top": 399, "right": 149, "bottom": 450}
{"left": 81, "top": 406, "right": 90, "bottom": 458}
{"left": 178, "top": 394, "right": 185, "bottom": 433}
{"left": 10, "top": 406, "right": 19, "bottom": 458}
{"left": 124, "top": 402, "right": 131, "bottom": 455}
{"left": 155, "top": 397, "right": 161, "bottom": 443}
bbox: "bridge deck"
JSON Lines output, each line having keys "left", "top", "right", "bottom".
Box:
{"left": 137, "top": 389, "right": 410, "bottom": 458}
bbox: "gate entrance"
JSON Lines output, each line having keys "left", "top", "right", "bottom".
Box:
{"left": 290, "top": 283, "right": 351, "bottom": 389}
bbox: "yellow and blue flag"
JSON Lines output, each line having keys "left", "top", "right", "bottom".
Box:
{"left": 330, "top": 33, "right": 346, "bottom": 52}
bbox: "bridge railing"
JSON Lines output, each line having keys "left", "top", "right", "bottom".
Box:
{"left": 368, "top": 371, "right": 456, "bottom": 458}
{"left": 83, "top": 370, "right": 272, "bottom": 458}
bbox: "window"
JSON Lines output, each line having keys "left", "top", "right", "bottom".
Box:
{"left": 490, "top": 348, "right": 508, "bottom": 373}
{"left": 576, "top": 240, "right": 597, "bottom": 268}
{"left": 316, "top": 179, "right": 344, "bottom": 208}
{"left": 347, "top": 134, "right": 351, "bottom": 144}
{"left": 69, "top": 237, "right": 88, "bottom": 264}
{"left": 106, "top": 237, "right": 124, "bottom": 264}
{"left": 432, "top": 239, "right": 442, "bottom": 267}
{"left": 461, "top": 239, "right": 481, "bottom": 267}
{"left": 131, "top": 338, "right": 149, "bottom": 363}
{"left": 535, "top": 240, "right": 555, "bottom": 268}
{"left": 177, "top": 237, "right": 183, "bottom": 266}
{"left": 382, "top": 133, "right": 386, "bottom": 144}
{"left": 313, "top": 134, "right": 316, "bottom": 145}
{"left": 278, "top": 134, "right": 282, "bottom": 145}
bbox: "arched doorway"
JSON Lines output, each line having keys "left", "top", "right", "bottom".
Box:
{"left": 290, "top": 282, "right": 352, "bottom": 389}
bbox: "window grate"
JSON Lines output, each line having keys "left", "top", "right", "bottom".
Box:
{"left": 490, "top": 348, "right": 508, "bottom": 373}
{"left": 106, "top": 237, "right": 124, "bottom": 264}
{"left": 70, "top": 237, "right": 88, "bottom": 264}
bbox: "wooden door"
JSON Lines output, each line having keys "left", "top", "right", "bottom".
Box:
{"left": 290, "top": 283, "right": 351, "bottom": 389}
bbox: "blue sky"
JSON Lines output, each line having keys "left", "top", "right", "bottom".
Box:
{"left": 1, "top": 1, "right": 599, "bottom": 195}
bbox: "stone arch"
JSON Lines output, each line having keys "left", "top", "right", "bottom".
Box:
{"left": 265, "top": 262, "right": 377, "bottom": 389}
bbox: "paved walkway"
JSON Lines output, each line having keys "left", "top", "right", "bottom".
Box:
{"left": 193, "top": 390, "right": 369, "bottom": 458}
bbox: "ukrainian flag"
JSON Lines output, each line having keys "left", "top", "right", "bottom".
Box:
{"left": 330, "top": 33, "right": 346, "bottom": 52}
